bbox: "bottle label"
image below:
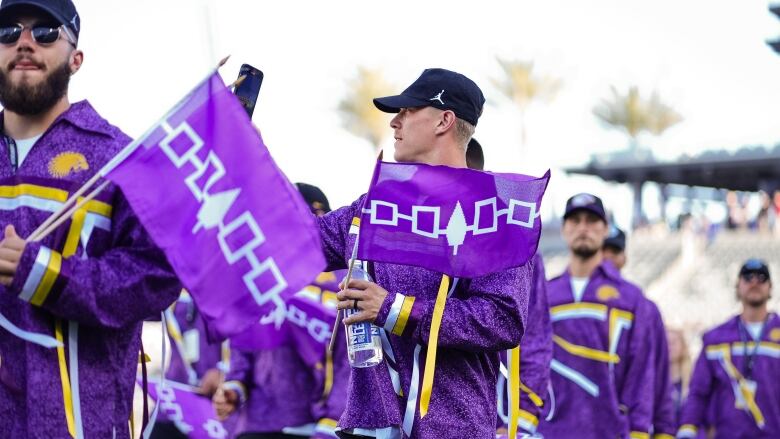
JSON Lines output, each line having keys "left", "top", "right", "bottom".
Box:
{"left": 345, "top": 309, "right": 379, "bottom": 348}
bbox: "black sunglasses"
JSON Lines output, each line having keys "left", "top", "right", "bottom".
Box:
{"left": 741, "top": 272, "right": 769, "bottom": 283}
{"left": 0, "top": 23, "right": 75, "bottom": 46}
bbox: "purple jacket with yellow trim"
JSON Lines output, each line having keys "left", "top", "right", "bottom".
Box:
{"left": 0, "top": 101, "right": 180, "bottom": 438}
{"left": 677, "top": 313, "right": 780, "bottom": 439}
{"left": 318, "top": 195, "right": 532, "bottom": 439}
{"left": 496, "top": 254, "right": 552, "bottom": 435}
{"left": 538, "top": 260, "right": 655, "bottom": 439}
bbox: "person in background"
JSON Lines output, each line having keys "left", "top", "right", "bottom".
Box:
{"left": 213, "top": 183, "right": 349, "bottom": 439}
{"left": 465, "top": 137, "right": 484, "bottom": 171}
{"left": 677, "top": 259, "right": 780, "bottom": 439}
{"left": 149, "top": 290, "right": 228, "bottom": 439}
{"left": 601, "top": 226, "right": 627, "bottom": 270}
{"left": 466, "top": 137, "right": 551, "bottom": 438}
{"left": 538, "top": 194, "right": 656, "bottom": 438}
{"left": 668, "top": 328, "right": 711, "bottom": 439}
{"left": 297, "top": 182, "right": 331, "bottom": 217}
{"left": 666, "top": 328, "right": 691, "bottom": 424}
{"left": 602, "top": 225, "right": 677, "bottom": 438}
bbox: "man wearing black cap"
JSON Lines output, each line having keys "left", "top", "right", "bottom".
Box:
{"left": 538, "top": 193, "right": 656, "bottom": 438}
{"left": 466, "top": 137, "right": 484, "bottom": 171}
{"left": 601, "top": 226, "right": 677, "bottom": 438}
{"left": 372, "top": 68, "right": 482, "bottom": 165}
{"left": 296, "top": 182, "right": 331, "bottom": 217}
{"left": 678, "top": 259, "right": 780, "bottom": 438}
{"left": 318, "top": 69, "right": 532, "bottom": 438}
{"left": 0, "top": 1, "right": 179, "bottom": 438}
{"left": 602, "top": 225, "right": 627, "bottom": 270}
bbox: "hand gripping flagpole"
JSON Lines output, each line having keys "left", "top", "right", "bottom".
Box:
{"left": 328, "top": 150, "right": 383, "bottom": 354}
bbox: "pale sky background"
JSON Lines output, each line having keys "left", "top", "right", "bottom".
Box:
{"left": 64, "top": 0, "right": 780, "bottom": 231}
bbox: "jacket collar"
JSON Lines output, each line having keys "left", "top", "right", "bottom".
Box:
{"left": 0, "top": 100, "right": 115, "bottom": 139}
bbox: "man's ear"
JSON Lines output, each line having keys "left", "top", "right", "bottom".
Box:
{"left": 434, "top": 110, "right": 457, "bottom": 135}
{"left": 69, "top": 49, "right": 84, "bottom": 75}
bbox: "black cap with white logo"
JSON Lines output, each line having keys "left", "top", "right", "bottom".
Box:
{"left": 373, "top": 68, "right": 485, "bottom": 126}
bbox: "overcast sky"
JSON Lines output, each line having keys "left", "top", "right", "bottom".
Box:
{"left": 65, "top": 0, "right": 780, "bottom": 229}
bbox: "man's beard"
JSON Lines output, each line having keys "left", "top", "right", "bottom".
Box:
{"left": 0, "top": 58, "right": 71, "bottom": 116}
{"left": 572, "top": 244, "right": 599, "bottom": 259}
{"left": 744, "top": 294, "right": 770, "bottom": 308}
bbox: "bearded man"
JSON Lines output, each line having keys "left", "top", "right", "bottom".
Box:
{"left": 0, "top": 1, "right": 180, "bottom": 437}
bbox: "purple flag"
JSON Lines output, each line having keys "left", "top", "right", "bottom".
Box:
{"left": 230, "top": 270, "right": 344, "bottom": 367}
{"left": 104, "top": 72, "right": 325, "bottom": 340}
{"left": 357, "top": 161, "right": 549, "bottom": 278}
{"left": 143, "top": 380, "right": 227, "bottom": 439}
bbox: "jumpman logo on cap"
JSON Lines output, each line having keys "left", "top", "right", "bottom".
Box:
{"left": 429, "top": 90, "right": 444, "bottom": 105}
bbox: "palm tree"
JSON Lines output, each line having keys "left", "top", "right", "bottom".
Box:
{"left": 491, "top": 58, "right": 563, "bottom": 148}
{"left": 593, "top": 86, "right": 683, "bottom": 149}
{"left": 337, "top": 67, "right": 395, "bottom": 151}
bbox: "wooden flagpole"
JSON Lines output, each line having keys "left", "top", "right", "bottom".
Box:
{"left": 327, "top": 150, "right": 384, "bottom": 353}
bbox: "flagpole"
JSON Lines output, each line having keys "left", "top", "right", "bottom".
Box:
{"left": 327, "top": 236, "right": 359, "bottom": 353}
{"left": 30, "top": 181, "right": 111, "bottom": 242}
{"left": 27, "top": 56, "right": 233, "bottom": 243}
{"left": 327, "top": 150, "right": 384, "bottom": 354}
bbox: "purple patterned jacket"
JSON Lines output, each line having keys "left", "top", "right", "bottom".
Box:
{"left": 0, "top": 101, "right": 180, "bottom": 438}
{"left": 496, "top": 254, "right": 552, "bottom": 435}
{"left": 539, "top": 261, "right": 656, "bottom": 438}
{"left": 318, "top": 195, "right": 532, "bottom": 439}
{"left": 678, "top": 313, "right": 780, "bottom": 439}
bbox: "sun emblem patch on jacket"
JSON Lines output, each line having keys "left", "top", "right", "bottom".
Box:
{"left": 48, "top": 152, "right": 89, "bottom": 178}
{"left": 596, "top": 285, "right": 620, "bottom": 302}
{"left": 770, "top": 328, "right": 780, "bottom": 342}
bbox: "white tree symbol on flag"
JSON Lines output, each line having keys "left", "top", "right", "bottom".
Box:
{"left": 445, "top": 201, "right": 468, "bottom": 255}
{"left": 192, "top": 189, "right": 241, "bottom": 233}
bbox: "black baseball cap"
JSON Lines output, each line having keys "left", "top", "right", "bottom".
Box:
{"left": 739, "top": 258, "right": 770, "bottom": 280}
{"left": 603, "top": 226, "right": 626, "bottom": 252}
{"left": 0, "top": 0, "right": 80, "bottom": 39}
{"left": 296, "top": 182, "right": 331, "bottom": 214}
{"left": 563, "top": 193, "right": 607, "bottom": 223}
{"left": 373, "top": 68, "right": 485, "bottom": 126}
{"left": 466, "top": 137, "right": 484, "bottom": 170}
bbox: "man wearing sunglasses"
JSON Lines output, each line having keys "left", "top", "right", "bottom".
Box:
{"left": 678, "top": 259, "right": 780, "bottom": 438}
{"left": 0, "top": 0, "right": 180, "bottom": 438}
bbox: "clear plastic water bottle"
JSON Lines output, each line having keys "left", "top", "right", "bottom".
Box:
{"left": 343, "top": 261, "right": 383, "bottom": 367}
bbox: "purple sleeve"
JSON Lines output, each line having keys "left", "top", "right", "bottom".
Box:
{"left": 377, "top": 262, "right": 532, "bottom": 352}
{"left": 518, "top": 255, "right": 552, "bottom": 429}
{"left": 677, "top": 339, "right": 713, "bottom": 437}
{"left": 317, "top": 197, "right": 363, "bottom": 271}
{"left": 223, "top": 348, "right": 253, "bottom": 404}
{"left": 619, "top": 295, "right": 656, "bottom": 435}
{"left": 648, "top": 301, "right": 677, "bottom": 437}
{"left": 8, "top": 190, "right": 180, "bottom": 328}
